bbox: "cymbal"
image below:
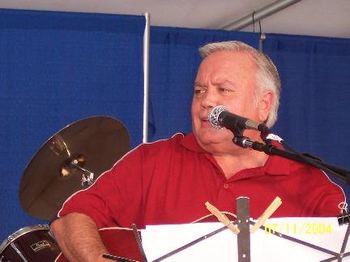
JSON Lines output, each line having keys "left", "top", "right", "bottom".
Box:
{"left": 19, "top": 116, "right": 130, "bottom": 220}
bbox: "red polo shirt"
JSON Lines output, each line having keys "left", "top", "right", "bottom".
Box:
{"left": 58, "top": 133, "right": 345, "bottom": 228}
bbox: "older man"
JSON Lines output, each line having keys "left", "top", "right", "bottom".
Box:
{"left": 51, "top": 41, "right": 344, "bottom": 262}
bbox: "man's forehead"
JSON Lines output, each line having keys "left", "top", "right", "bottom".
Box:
{"left": 199, "top": 50, "right": 255, "bottom": 69}
{"left": 194, "top": 79, "right": 235, "bottom": 86}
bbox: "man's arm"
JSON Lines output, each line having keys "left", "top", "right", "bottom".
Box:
{"left": 51, "top": 212, "right": 108, "bottom": 262}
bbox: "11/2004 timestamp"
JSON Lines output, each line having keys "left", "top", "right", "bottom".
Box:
{"left": 264, "top": 222, "right": 333, "bottom": 235}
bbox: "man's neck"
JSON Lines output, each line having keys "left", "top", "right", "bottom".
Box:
{"left": 212, "top": 149, "right": 268, "bottom": 179}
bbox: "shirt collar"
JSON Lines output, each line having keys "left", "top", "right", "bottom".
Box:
{"left": 181, "top": 132, "right": 207, "bottom": 153}
{"left": 180, "top": 132, "right": 296, "bottom": 176}
{"left": 263, "top": 154, "right": 294, "bottom": 176}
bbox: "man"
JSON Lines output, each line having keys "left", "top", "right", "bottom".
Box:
{"left": 51, "top": 41, "right": 345, "bottom": 261}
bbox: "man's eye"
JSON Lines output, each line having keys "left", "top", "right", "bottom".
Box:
{"left": 219, "top": 87, "right": 232, "bottom": 94}
{"left": 194, "top": 88, "right": 206, "bottom": 95}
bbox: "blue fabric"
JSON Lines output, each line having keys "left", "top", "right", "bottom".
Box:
{"left": 0, "top": 9, "right": 144, "bottom": 240}
{"left": 263, "top": 34, "right": 350, "bottom": 164}
{"left": 263, "top": 34, "right": 350, "bottom": 192}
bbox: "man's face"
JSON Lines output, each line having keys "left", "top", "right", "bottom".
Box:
{"left": 191, "top": 50, "right": 269, "bottom": 153}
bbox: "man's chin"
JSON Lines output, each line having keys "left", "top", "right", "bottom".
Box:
{"left": 196, "top": 134, "right": 229, "bottom": 147}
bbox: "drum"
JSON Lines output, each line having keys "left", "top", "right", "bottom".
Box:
{"left": 0, "top": 224, "right": 61, "bottom": 262}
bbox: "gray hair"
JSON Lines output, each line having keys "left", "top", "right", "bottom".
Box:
{"left": 199, "top": 41, "right": 281, "bottom": 128}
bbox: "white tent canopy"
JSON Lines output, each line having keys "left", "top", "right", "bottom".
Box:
{"left": 0, "top": 0, "right": 349, "bottom": 39}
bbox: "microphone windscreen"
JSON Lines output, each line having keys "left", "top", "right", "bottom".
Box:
{"left": 208, "top": 105, "right": 227, "bottom": 129}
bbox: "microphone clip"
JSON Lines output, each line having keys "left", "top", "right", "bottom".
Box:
{"left": 233, "top": 136, "right": 254, "bottom": 148}
{"left": 232, "top": 128, "right": 261, "bottom": 149}
{"left": 233, "top": 135, "right": 273, "bottom": 153}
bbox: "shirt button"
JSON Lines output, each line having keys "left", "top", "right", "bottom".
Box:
{"left": 223, "top": 183, "right": 229, "bottom": 189}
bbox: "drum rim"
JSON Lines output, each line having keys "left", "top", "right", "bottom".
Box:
{"left": 0, "top": 224, "right": 50, "bottom": 253}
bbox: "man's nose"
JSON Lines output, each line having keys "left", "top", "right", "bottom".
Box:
{"left": 201, "top": 88, "right": 219, "bottom": 108}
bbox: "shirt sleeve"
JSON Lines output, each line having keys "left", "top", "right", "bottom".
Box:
{"left": 57, "top": 146, "right": 145, "bottom": 228}
{"left": 311, "top": 170, "right": 346, "bottom": 217}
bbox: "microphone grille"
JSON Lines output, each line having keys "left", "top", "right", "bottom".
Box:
{"left": 208, "top": 105, "right": 227, "bottom": 129}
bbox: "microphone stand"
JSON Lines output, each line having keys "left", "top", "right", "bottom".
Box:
{"left": 232, "top": 133, "right": 350, "bottom": 185}
{"left": 233, "top": 132, "right": 350, "bottom": 260}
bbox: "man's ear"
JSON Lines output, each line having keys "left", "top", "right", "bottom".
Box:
{"left": 259, "top": 90, "right": 274, "bottom": 122}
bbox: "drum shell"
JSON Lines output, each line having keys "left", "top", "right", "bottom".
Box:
{"left": 0, "top": 224, "right": 60, "bottom": 262}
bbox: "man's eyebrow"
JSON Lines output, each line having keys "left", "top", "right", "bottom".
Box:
{"left": 194, "top": 80, "right": 235, "bottom": 87}
{"left": 194, "top": 82, "right": 206, "bottom": 87}
{"left": 213, "top": 79, "right": 235, "bottom": 86}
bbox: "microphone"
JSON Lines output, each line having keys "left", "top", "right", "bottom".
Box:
{"left": 208, "top": 105, "right": 270, "bottom": 136}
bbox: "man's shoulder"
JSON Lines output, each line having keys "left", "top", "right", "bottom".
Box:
{"left": 140, "top": 133, "right": 187, "bottom": 151}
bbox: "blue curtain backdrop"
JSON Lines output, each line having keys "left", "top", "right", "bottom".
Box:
{"left": 1, "top": 8, "right": 350, "bottom": 241}
{"left": 263, "top": 34, "right": 350, "bottom": 171}
{"left": 0, "top": 9, "right": 145, "bottom": 240}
